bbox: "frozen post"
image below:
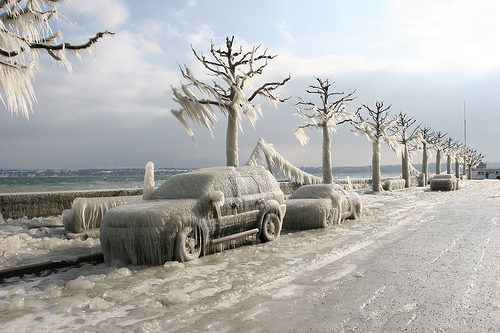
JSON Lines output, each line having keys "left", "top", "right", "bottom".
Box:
{"left": 143, "top": 161, "right": 155, "bottom": 200}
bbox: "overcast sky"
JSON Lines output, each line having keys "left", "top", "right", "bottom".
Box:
{"left": 0, "top": 0, "right": 499, "bottom": 170}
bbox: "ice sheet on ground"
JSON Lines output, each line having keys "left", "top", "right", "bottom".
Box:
{"left": 0, "top": 180, "right": 499, "bottom": 332}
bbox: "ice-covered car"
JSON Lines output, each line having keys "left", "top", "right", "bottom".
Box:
{"left": 282, "top": 184, "right": 362, "bottom": 230}
{"left": 100, "top": 166, "right": 286, "bottom": 265}
{"left": 430, "top": 174, "right": 460, "bottom": 191}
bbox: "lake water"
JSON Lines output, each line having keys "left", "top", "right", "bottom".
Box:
{"left": 0, "top": 171, "right": 401, "bottom": 195}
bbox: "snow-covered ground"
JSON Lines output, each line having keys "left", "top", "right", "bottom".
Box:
{"left": 0, "top": 180, "right": 499, "bottom": 332}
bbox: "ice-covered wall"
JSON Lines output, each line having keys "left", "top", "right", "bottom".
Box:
{"left": 0, "top": 189, "right": 143, "bottom": 220}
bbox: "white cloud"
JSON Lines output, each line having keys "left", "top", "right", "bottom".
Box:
{"left": 278, "top": 21, "right": 293, "bottom": 41}
{"left": 387, "top": 0, "right": 500, "bottom": 72}
{"left": 187, "top": 24, "right": 215, "bottom": 47}
{"left": 64, "top": 0, "right": 130, "bottom": 29}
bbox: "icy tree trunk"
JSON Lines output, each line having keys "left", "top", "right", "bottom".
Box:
{"left": 372, "top": 139, "right": 382, "bottom": 192}
{"left": 455, "top": 157, "right": 460, "bottom": 178}
{"left": 322, "top": 125, "right": 333, "bottom": 184}
{"left": 436, "top": 150, "right": 441, "bottom": 174}
{"left": 402, "top": 144, "right": 410, "bottom": 188}
{"left": 422, "top": 143, "right": 429, "bottom": 185}
{"left": 463, "top": 157, "right": 467, "bottom": 179}
{"left": 467, "top": 165, "right": 472, "bottom": 179}
{"left": 226, "top": 111, "right": 239, "bottom": 167}
{"left": 447, "top": 155, "right": 452, "bottom": 174}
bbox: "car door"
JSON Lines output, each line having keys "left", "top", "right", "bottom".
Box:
{"left": 212, "top": 175, "right": 244, "bottom": 237}
{"left": 235, "top": 175, "right": 263, "bottom": 230}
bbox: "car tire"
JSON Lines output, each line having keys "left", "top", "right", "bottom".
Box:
{"left": 259, "top": 212, "right": 281, "bottom": 242}
{"left": 174, "top": 226, "right": 202, "bottom": 262}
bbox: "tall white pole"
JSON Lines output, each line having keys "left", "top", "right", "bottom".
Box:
{"left": 464, "top": 101, "right": 467, "bottom": 147}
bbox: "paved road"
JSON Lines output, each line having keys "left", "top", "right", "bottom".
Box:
{"left": 182, "top": 182, "right": 500, "bottom": 332}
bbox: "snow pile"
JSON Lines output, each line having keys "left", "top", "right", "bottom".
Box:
{"left": 382, "top": 179, "right": 406, "bottom": 191}
{"left": 62, "top": 196, "right": 142, "bottom": 233}
{"left": 0, "top": 216, "right": 100, "bottom": 269}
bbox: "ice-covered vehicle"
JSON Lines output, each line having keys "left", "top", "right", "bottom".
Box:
{"left": 100, "top": 166, "right": 286, "bottom": 265}
{"left": 282, "top": 184, "right": 361, "bottom": 230}
{"left": 430, "top": 174, "right": 460, "bottom": 191}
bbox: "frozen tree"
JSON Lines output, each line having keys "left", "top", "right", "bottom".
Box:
{"left": 419, "top": 126, "right": 433, "bottom": 185}
{"left": 463, "top": 147, "right": 484, "bottom": 179}
{"left": 171, "top": 36, "right": 291, "bottom": 167}
{"left": 351, "top": 101, "right": 400, "bottom": 192}
{"left": 0, "top": 0, "right": 112, "bottom": 117}
{"left": 391, "top": 112, "right": 420, "bottom": 188}
{"left": 431, "top": 131, "right": 447, "bottom": 174}
{"left": 442, "top": 137, "right": 459, "bottom": 174}
{"left": 293, "top": 77, "right": 357, "bottom": 184}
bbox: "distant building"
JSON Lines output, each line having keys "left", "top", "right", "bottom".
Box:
{"left": 471, "top": 163, "right": 500, "bottom": 180}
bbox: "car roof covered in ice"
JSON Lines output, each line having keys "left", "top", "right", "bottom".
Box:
{"left": 289, "top": 184, "right": 345, "bottom": 199}
{"left": 152, "top": 166, "right": 277, "bottom": 199}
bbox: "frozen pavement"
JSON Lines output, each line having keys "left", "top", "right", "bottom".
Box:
{"left": 0, "top": 180, "right": 499, "bottom": 332}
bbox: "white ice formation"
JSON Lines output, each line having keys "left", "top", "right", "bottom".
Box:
{"left": 245, "top": 138, "right": 322, "bottom": 184}
{"left": 382, "top": 179, "right": 406, "bottom": 191}
{"left": 143, "top": 161, "right": 155, "bottom": 200}
{"left": 62, "top": 196, "right": 141, "bottom": 233}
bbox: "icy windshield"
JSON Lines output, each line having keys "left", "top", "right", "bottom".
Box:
{"left": 152, "top": 173, "right": 215, "bottom": 199}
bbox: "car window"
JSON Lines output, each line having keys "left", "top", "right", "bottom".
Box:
{"left": 237, "top": 176, "right": 260, "bottom": 195}
{"left": 212, "top": 177, "right": 237, "bottom": 198}
{"left": 153, "top": 173, "right": 214, "bottom": 199}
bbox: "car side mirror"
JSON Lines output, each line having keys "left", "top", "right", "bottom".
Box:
{"left": 205, "top": 191, "right": 225, "bottom": 219}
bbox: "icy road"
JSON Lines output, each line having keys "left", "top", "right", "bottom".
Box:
{"left": 1, "top": 180, "right": 499, "bottom": 332}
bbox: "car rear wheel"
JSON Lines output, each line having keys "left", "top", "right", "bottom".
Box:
{"left": 260, "top": 213, "right": 281, "bottom": 242}
{"left": 174, "top": 226, "right": 202, "bottom": 262}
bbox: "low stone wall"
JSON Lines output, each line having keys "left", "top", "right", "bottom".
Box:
{"left": 1, "top": 189, "right": 143, "bottom": 220}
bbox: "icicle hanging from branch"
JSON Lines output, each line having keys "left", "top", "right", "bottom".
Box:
{"left": 244, "top": 137, "right": 322, "bottom": 185}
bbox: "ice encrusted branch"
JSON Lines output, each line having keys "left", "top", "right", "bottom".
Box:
{"left": 0, "top": 0, "right": 113, "bottom": 118}
{"left": 245, "top": 137, "right": 322, "bottom": 184}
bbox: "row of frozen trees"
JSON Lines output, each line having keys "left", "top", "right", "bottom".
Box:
{"left": 170, "top": 36, "right": 484, "bottom": 192}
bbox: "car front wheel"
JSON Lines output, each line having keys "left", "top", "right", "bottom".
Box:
{"left": 260, "top": 213, "right": 281, "bottom": 242}
{"left": 174, "top": 226, "right": 202, "bottom": 262}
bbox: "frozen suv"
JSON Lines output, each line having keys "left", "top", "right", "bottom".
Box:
{"left": 100, "top": 166, "right": 286, "bottom": 265}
